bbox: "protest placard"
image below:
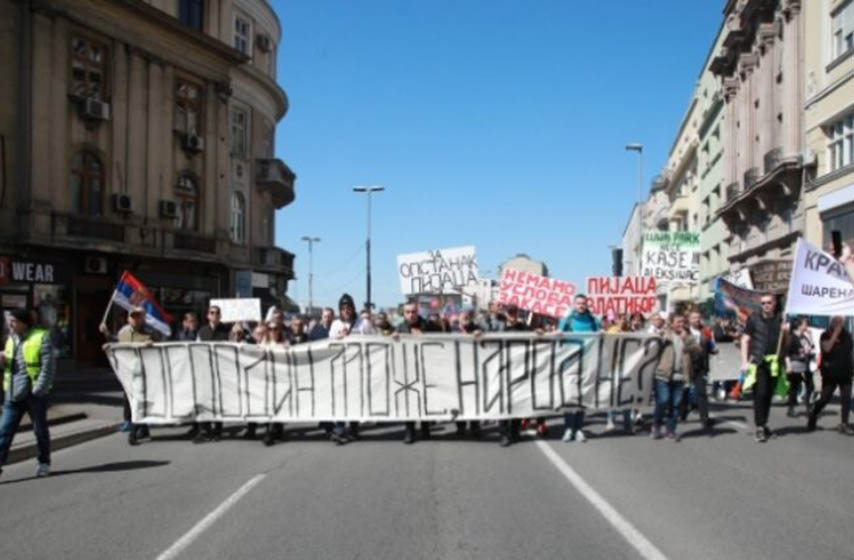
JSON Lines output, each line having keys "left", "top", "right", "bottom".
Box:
{"left": 641, "top": 231, "right": 700, "bottom": 282}
{"left": 105, "top": 332, "right": 665, "bottom": 423}
{"left": 585, "top": 276, "right": 658, "bottom": 315}
{"left": 497, "top": 268, "right": 576, "bottom": 318}
{"left": 785, "top": 238, "right": 854, "bottom": 316}
{"left": 397, "top": 246, "right": 479, "bottom": 295}
{"left": 210, "top": 298, "right": 262, "bottom": 323}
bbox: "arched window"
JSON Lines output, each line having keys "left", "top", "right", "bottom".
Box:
{"left": 70, "top": 151, "right": 103, "bottom": 215}
{"left": 176, "top": 174, "right": 198, "bottom": 231}
{"left": 230, "top": 191, "right": 245, "bottom": 244}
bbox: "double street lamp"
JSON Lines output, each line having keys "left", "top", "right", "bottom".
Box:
{"left": 353, "top": 185, "right": 385, "bottom": 311}
{"left": 300, "top": 236, "right": 321, "bottom": 313}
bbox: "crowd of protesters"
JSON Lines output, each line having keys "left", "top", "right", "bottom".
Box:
{"left": 5, "top": 284, "right": 854, "bottom": 480}
{"left": 92, "top": 288, "right": 854, "bottom": 452}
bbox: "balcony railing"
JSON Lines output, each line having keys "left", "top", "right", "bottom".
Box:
{"left": 763, "top": 147, "right": 782, "bottom": 175}
{"left": 63, "top": 214, "right": 125, "bottom": 242}
{"left": 174, "top": 232, "right": 216, "bottom": 253}
{"left": 744, "top": 167, "right": 760, "bottom": 190}
{"left": 256, "top": 158, "right": 296, "bottom": 209}
{"left": 254, "top": 246, "right": 295, "bottom": 277}
{"left": 725, "top": 182, "right": 741, "bottom": 203}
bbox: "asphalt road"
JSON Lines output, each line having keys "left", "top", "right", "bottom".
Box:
{"left": 1, "top": 393, "right": 852, "bottom": 560}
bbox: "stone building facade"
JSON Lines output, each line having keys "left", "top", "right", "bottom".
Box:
{"left": 711, "top": 0, "right": 806, "bottom": 293}
{"left": 0, "top": 0, "right": 296, "bottom": 368}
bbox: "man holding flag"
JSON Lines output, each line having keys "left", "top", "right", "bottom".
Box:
{"left": 99, "top": 271, "right": 170, "bottom": 445}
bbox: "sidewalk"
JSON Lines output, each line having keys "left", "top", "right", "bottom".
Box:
{"left": 6, "top": 392, "right": 124, "bottom": 466}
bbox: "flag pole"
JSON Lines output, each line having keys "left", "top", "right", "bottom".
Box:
{"left": 100, "top": 271, "right": 126, "bottom": 329}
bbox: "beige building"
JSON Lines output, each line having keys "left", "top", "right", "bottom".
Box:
{"left": 0, "top": 0, "right": 295, "bottom": 368}
{"left": 803, "top": 0, "right": 854, "bottom": 257}
{"left": 711, "top": 0, "right": 807, "bottom": 295}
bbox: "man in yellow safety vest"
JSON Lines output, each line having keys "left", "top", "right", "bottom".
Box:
{"left": 0, "top": 308, "right": 54, "bottom": 478}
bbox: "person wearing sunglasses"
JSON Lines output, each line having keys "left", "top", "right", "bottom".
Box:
{"left": 741, "top": 294, "right": 788, "bottom": 443}
{"left": 194, "top": 305, "right": 230, "bottom": 443}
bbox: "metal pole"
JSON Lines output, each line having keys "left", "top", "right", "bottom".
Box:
{"left": 366, "top": 190, "right": 372, "bottom": 312}
{"left": 301, "top": 236, "right": 320, "bottom": 314}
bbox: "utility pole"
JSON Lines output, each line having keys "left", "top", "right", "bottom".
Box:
{"left": 300, "top": 236, "right": 320, "bottom": 313}
{"left": 353, "top": 186, "right": 384, "bottom": 311}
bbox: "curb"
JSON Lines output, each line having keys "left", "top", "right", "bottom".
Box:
{"left": 7, "top": 421, "right": 120, "bottom": 466}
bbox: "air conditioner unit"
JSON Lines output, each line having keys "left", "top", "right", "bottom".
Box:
{"left": 256, "top": 34, "right": 272, "bottom": 53}
{"left": 182, "top": 133, "right": 204, "bottom": 153}
{"left": 84, "top": 256, "right": 108, "bottom": 275}
{"left": 82, "top": 98, "right": 111, "bottom": 121}
{"left": 111, "top": 193, "right": 132, "bottom": 213}
{"left": 159, "top": 199, "right": 178, "bottom": 219}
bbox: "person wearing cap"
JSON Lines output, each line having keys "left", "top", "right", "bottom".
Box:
{"left": 0, "top": 308, "right": 54, "bottom": 478}
{"left": 100, "top": 305, "right": 159, "bottom": 445}
{"left": 557, "top": 294, "right": 601, "bottom": 443}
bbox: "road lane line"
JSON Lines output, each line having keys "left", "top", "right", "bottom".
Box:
{"left": 155, "top": 473, "right": 266, "bottom": 560}
{"left": 534, "top": 440, "right": 668, "bottom": 560}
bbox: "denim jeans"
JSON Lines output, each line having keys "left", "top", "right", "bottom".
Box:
{"left": 606, "top": 409, "right": 632, "bottom": 430}
{"left": 0, "top": 394, "right": 51, "bottom": 467}
{"left": 653, "top": 379, "right": 684, "bottom": 434}
{"left": 562, "top": 410, "right": 585, "bottom": 434}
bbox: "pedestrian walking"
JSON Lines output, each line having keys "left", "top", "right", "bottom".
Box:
{"left": 558, "top": 294, "right": 600, "bottom": 443}
{"left": 395, "top": 300, "right": 440, "bottom": 444}
{"left": 100, "top": 305, "right": 159, "bottom": 445}
{"left": 807, "top": 316, "right": 853, "bottom": 434}
{"left": 0, "top": 309, "right": 54, "bottom": 478}
{"left": 680, "top": 311, "right": 716, "bottom": 430}
{"left": 651, "top": 314, "right": 697, "bottom": 441}
{"left": 328, "top": 293, "right": 360, "bottom": 443}
{"left": 741, "top": 293, "right": 788, "bottom": 443}
{"left": 195, "top": 305, "right": 230, "bottom": 443}
{"left": 785, "top": 316, "right": 814, "bottom": 418}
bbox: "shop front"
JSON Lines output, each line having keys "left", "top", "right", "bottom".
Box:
{"left": 0, "top": 254, "right": 73, "bottom": 366}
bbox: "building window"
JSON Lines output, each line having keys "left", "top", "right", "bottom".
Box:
{"left": 832, "top": 1, "right": 854, "bottom": 60}
{"left": 70, "top": 36, "right": 107, "bottom": 100}
{"left": 175, "top": 80, "right": 202, "bottom": 135}
{"left": 230, "top": 191, "right": 246, "bottom": 244}
{"left": 827, "top": 113, "right": 854, "bottom": 173}
{"left": 234, "top": 14, "right": 251, "bottom": 56}
{"left": 176, "top": 174, "right": 199, "bottom": 231}
{"left": 231, "top": 107, "right": 247, "bottom": 158}
{"left": 70, "top": 151, "right": 103, "bottom": 216}
{"left": 179, "top": 0, "right": 204, "bottom": 32}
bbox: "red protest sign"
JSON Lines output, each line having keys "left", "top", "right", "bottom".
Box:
{"left": 498, "top": 268, "right": 576, "bottom": 318}
{"left": 585, "top": 277, "right": 658, "bottom": 315}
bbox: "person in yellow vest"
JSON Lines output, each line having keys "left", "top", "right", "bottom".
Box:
{"left": 0, "top": 308, "right": 54, "bottom": 478}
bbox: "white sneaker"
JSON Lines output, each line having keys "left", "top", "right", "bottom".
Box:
{"left": 561, "top": 428, "right": 574, "bottom": 442}
{"left": 605, "top": 419, "right": 616, "bottom": 431}
{"left": 36, "top": 463, "right": 50, "bottom": 478}
{"left": 574, "top": 430, "right": 586, "bottom": 443}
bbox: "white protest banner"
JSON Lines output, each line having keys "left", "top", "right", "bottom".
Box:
{"left": 785, "top": 238, "right": 854, "bottom": 316}
{"left": 497, "top": 268, "right": 576, "bottom": 318}
{"left": 105, "top": 333, "right": 665, "bottom": 424}
{"left": 642, "top": 231, "right": 700, "bottom": 282}
{"left": 397, "top": 246, "right": 479, "bottom": 295}
{"left": 586, "top": 277, "right": 658, "bottom": 315}
{"left": 210, "top": 298, "right": 262, "bottom": 323}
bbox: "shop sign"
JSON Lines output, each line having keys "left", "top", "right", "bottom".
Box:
{"left": 0, "top": 257, "right": 65, "bottom": 286}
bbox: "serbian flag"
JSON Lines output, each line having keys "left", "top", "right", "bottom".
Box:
{"left": 109, "top": 271, "right": 172, "bottom": 337}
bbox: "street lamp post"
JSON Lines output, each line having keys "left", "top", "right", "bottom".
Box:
{"left": 353, "top": 185, "right": 385, "bottom": 311}
{"left": 300, "top": 236, "right": 321, "bottom": 313}
{"left": 626, "top": 143, "right": 643, "bottom": 276}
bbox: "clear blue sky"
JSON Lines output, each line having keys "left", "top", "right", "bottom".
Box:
{"left": 272, "top": 0, "right": 723, "bottom": 310}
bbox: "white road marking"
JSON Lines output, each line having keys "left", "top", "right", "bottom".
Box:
{"left": 155, "top": 473, "right": 266, "bottom": 560}
{"left": 709, "top": 413, "right": 749, "bottom": 431}
{"left": 534, "top": 439, "right": 668, "bottom": 560}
